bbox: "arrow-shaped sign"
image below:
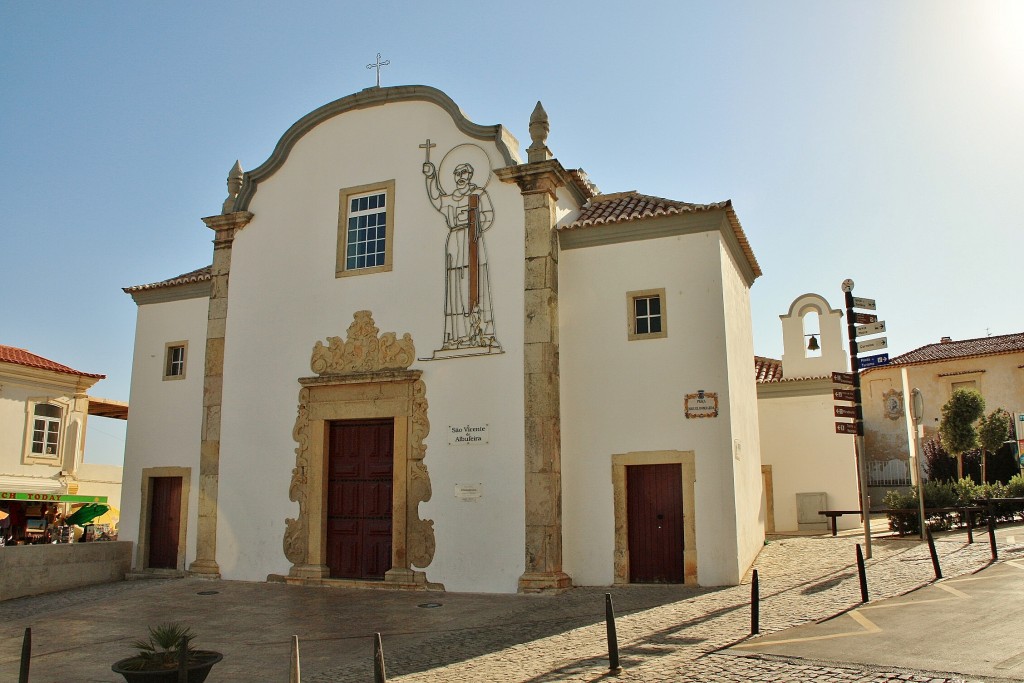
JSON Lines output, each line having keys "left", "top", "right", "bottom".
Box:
{"left": 852, "top": 297, "right": 876, "bottom": 310}
{"left": 833, "top": 388, "right": 860, "bottom": 402}
{"left": 835, "top": 405, "right": 861, "bottom": 419}
{"left": 832, "top": 371, "right": 856, "bottom": 386}
{"left": 855, "top": 321, "right": 886, "bottom": 337}
{"left": 853, "top": 313, "right": 878, "bottom": 325}
{"left": 857, "top": 337, "right": 888, "bottom": 353}
{"left": 835, "top": 421, "right": 862, "bottom": 435}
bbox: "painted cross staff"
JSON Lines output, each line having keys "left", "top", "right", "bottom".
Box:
{"left": 419, "top": 138, "right": 435, "bottom": 164}
{"left": 366, "top": 53, "right": 390, "bottom": 88}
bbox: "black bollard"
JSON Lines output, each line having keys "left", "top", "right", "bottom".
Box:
{"left": 178, "top": 635, "right": 188, "bottom": 683}
{"left": 988, "top": 517, "right": 998, "bottom": 560}
{"left": 605, "top": 593, "right": 621, "bottom": 672}
{"left": 751, "top": 569, "right": 760, "bottom": 635}
{"left": 856, "top": 544, "right": 869, "bottom": 603}
{"left": 373, "top": 632, "right": 387, "bottom": 683}
{"left": 19, "top": 627, "right": 30, "bottom": 683}
{"left": 926, "top": 527, "right": 942, "bottom": 580}
{"left": 966, "top": 509, "right": 973, "bottom": 544}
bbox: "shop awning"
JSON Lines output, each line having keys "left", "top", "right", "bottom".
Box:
{"left": 0, "top": 491, "right": 108, "bottom": 504}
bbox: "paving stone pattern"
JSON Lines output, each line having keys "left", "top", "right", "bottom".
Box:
{"left": 0, "top": 532, "right": 1012, "bottom": 682}
{"left": 337, "top": 535, "right": 998, "bottom": 683}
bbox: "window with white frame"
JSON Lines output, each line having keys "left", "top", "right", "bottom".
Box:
{"left": 30, "top": 403, "right": 62, "bottom": 457}
{"left": 337, "top": 180, "right": 395, "bottom": 277}
{"left": 627, "top": 288, "right": 668, "bottom": 341}
{"left": 164, "top": 341, "right": 187, "bottom": 380}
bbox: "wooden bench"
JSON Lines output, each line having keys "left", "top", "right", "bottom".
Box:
{"left": 818, "top": 507, "right": 985, "bottom": 536}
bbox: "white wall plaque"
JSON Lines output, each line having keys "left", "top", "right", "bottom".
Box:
{"left": 448, "top": 423, "right": 489, "bottom": 445}
{"left": 455, "top": 483, "right": 482, "bottom": 502}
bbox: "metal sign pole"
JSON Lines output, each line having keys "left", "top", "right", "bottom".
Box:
{"left": 843, "top": 280, "right": 872, "bottom": 559}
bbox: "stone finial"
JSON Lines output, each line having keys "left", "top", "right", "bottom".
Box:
{"left": 527, "top": 101, "right": 552, "bottom": 163}
{"left": 222, "top": 160, "right": 244, "bottom": 214}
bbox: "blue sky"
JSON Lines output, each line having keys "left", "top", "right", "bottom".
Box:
{"left": 2, "top": 1, "right": 1021, "bottom": 464}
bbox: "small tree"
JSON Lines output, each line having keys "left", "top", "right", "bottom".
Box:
{"left": 979, "top": 408, "right": 1012, "bottom": 483}
{"left": 939, "top": 388, "right": 985, "bottom": 480}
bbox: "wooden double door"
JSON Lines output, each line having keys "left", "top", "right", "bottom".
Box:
{"left": 627, "top": 463, "right": 685, "bottom": 583}
{"left": 326, "top": 419, "right": 394, "bottom": 580}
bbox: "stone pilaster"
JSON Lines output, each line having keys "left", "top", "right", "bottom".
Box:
{"left": 188, "top": 210, "right": 253, "bottom": 578}
{"left": 496, "top": 159, "right": 574, "bottom": 592}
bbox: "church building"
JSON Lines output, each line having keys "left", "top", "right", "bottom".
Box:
{"left": 121, "top": 84, "right": 765, "bottom": 592}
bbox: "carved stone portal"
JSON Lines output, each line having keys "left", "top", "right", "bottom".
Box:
{"left": 284, "top": 311, "right": 436, "bottom": 586}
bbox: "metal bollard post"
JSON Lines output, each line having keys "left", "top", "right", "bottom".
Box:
{"left": 19, "top": 627, "right": 30, "bottom": 683}
{"left": 290, "top": 635, "right": 301, "bottom": 683}
{"left": 605, "top": 593, "right": 621, "bottom": 672}
{"left": 855, "top": 544, "right": 869, "bottom": 603}
{"left": 178, "top": 636, "right": 188, "bottom": 683}
{"left": 988, "top": 517, "right": 998, "bottom": 560}
{"left": 966, "top": 509, "right": 973, "bottom": 544}
{"left": 373, "top": 632, "right": 387, "bottom": 683}
{"left": 926, "top": 527, "right": 942, "bottom": 580}
{"left": 751, "top": 569, "right": 760, "bottom": 635}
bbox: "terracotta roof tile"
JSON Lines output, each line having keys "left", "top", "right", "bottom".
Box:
{"left": 884, "top": 332, "right": 1024, "bottom": 367}
{"left": 561, "top": 192, "right": 762, "bottom": 278}
{"left": 755, "top": 356, "right": 784, "bottom": 383}
{"left": 566, "top": 169, "right": 600, "bottom": 199}
{"left": 0, "top": 345, "right": 105, "bottom": 379}
{"left": 123, "top": 265, "right": 212, "bottom": 293}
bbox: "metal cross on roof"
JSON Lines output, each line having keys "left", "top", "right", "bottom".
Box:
{"left": 366, "top": 52, "right": 390, "bottom": 88}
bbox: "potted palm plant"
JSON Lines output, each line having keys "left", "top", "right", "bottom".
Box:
{"left": 112, "top": 623, "right": 222, "bottom": 682}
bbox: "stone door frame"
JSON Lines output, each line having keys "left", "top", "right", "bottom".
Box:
{"left": 135, "top": 466, "right": 191, "bottom": 574}
{"left": 612, "top": 450, "right": 697, "bottom": 585}
{"left": 284, "top": 370, "right": 435, "bottom": 586}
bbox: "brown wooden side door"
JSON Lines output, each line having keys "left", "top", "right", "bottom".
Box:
{"left": 627, "top": 463, "right": 685, "bottom": 583}
{"left": 326, "top": 419, "right": 394, "bottom": 579}
{"left": 148, "top": 476, "right": 182, "bottom": 569}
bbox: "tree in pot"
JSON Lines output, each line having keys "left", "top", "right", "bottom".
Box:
{"left": 112, "top": 623, "right": 222, "bottom": 683}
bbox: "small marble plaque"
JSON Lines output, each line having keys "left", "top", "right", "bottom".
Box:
{"left": 455, "top": 483, "right": 482, "bottom": 502}
{"left": 448, "top": 423, "right": 489, "bottom": 445}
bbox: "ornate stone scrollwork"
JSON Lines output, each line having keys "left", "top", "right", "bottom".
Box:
{"left": 284, "top": 388, "right": 310, "bottom": 565}
{"left": 310, "top": 311, "right": 415, "bottom": 375}
{"left": 285, "top": 312, "right": 436, "bottom": 583}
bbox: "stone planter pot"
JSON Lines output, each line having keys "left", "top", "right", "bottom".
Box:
{"left": 111, "top": 651, "right": 223, "bottom": 683}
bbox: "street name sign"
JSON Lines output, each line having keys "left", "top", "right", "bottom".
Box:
{"left": 855, "top": 321, "right": 886, "bottom": 336}
{"left": 835, "top": 405, "right": 861, "bottom": 419}
{"left": 853, "top": 313, "right": 878, "bottom": 324}
{"left": 833, "top": 388, "right": 859, "bottom": 402}
{"left": 856, "top": 337, "right": 888, "bottom": 353}
{"left": 832, "top": 371, "right": 856, "bottom": 385}
{"left": 857, "top": 353, "right": 890, "bottom": 370}
{"left": 852, "top": 297, "right": 876, "bottom": 310}
{"left": 835, "top": 421, "right": 861, "bottom": 435}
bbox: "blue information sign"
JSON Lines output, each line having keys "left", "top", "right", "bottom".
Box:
{"left": 858, "top": 353, "right": 890, "bottom": 370}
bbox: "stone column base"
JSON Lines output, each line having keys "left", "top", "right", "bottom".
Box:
{"left": 384, "top": 567, "right": 428, "bottom": 584}
{"left": 518, "top": 571, "right": 572, "bottom": 593}
{"left": 186, "top": 559, "right": 221, "bottom": 579}
{"left": 289, "top": 563, "right": 330, "bottom": 580}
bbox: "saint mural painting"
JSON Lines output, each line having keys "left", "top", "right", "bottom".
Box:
{"left": 420, "top": 140, "right": 501, "bottom": 358}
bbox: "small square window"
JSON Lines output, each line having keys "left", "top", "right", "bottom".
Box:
{"left": 163, "top": 341, "right": 188, "bottom": 380}
{"left": 337, "top": 180, "right": 395, "bottom": 278}
{"left": 627, "top": 288, "right": 667, "bottom": 341}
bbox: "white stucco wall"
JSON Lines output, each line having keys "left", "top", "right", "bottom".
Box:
{"left": 119, "top": 295, "right": 209, "bottom": 567}
{"left": 215, "top": 100, "right": 527, "bottom": 591}
{"left": 0, "top": 382, "right": 65, "bottom": 480}
{"left": 719, "top": 240, "right": 765, "bottom": 579}
{"left": 757, "top": 388, "right": 860, "bottom": 531}
{"left": 560, "top": 228, "right": 753, "bottom": 587}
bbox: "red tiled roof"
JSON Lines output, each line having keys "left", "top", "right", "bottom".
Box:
{"left": 566, "top": 169, "right": 600, "bottom": 199}
{"left": 755, "top": 356, "right": 784, "bottom": 383}
{"left": 0, "top": 345, "right": 105, "bottom": 379}
{"left": 123, "top": 265, "right": 212, "bottom": 293}
{"left": 561, "top": 192, "right": 762, "bottom": 278}
{"left": 883, "top": 332, "right": 1024, "bottom": 368}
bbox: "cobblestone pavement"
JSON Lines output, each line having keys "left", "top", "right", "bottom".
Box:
{"left": 1, "top": 527, "right": 1017, "bottom": 682}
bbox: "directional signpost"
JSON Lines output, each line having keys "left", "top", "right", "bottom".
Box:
{"left": 838, "top": 278, "right": 895, "bottom": 559}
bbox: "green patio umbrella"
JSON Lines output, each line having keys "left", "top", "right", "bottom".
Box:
{"left": 65, "top": 503, "right": 109, "bottom": 527}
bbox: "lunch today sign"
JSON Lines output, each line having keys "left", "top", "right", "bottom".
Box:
{"left": 0, "top": 491, "right": 108, "bottom": 504}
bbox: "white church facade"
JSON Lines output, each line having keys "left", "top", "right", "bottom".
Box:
{"left": 121, "top": 85, "right": 765, "bottom": 592}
